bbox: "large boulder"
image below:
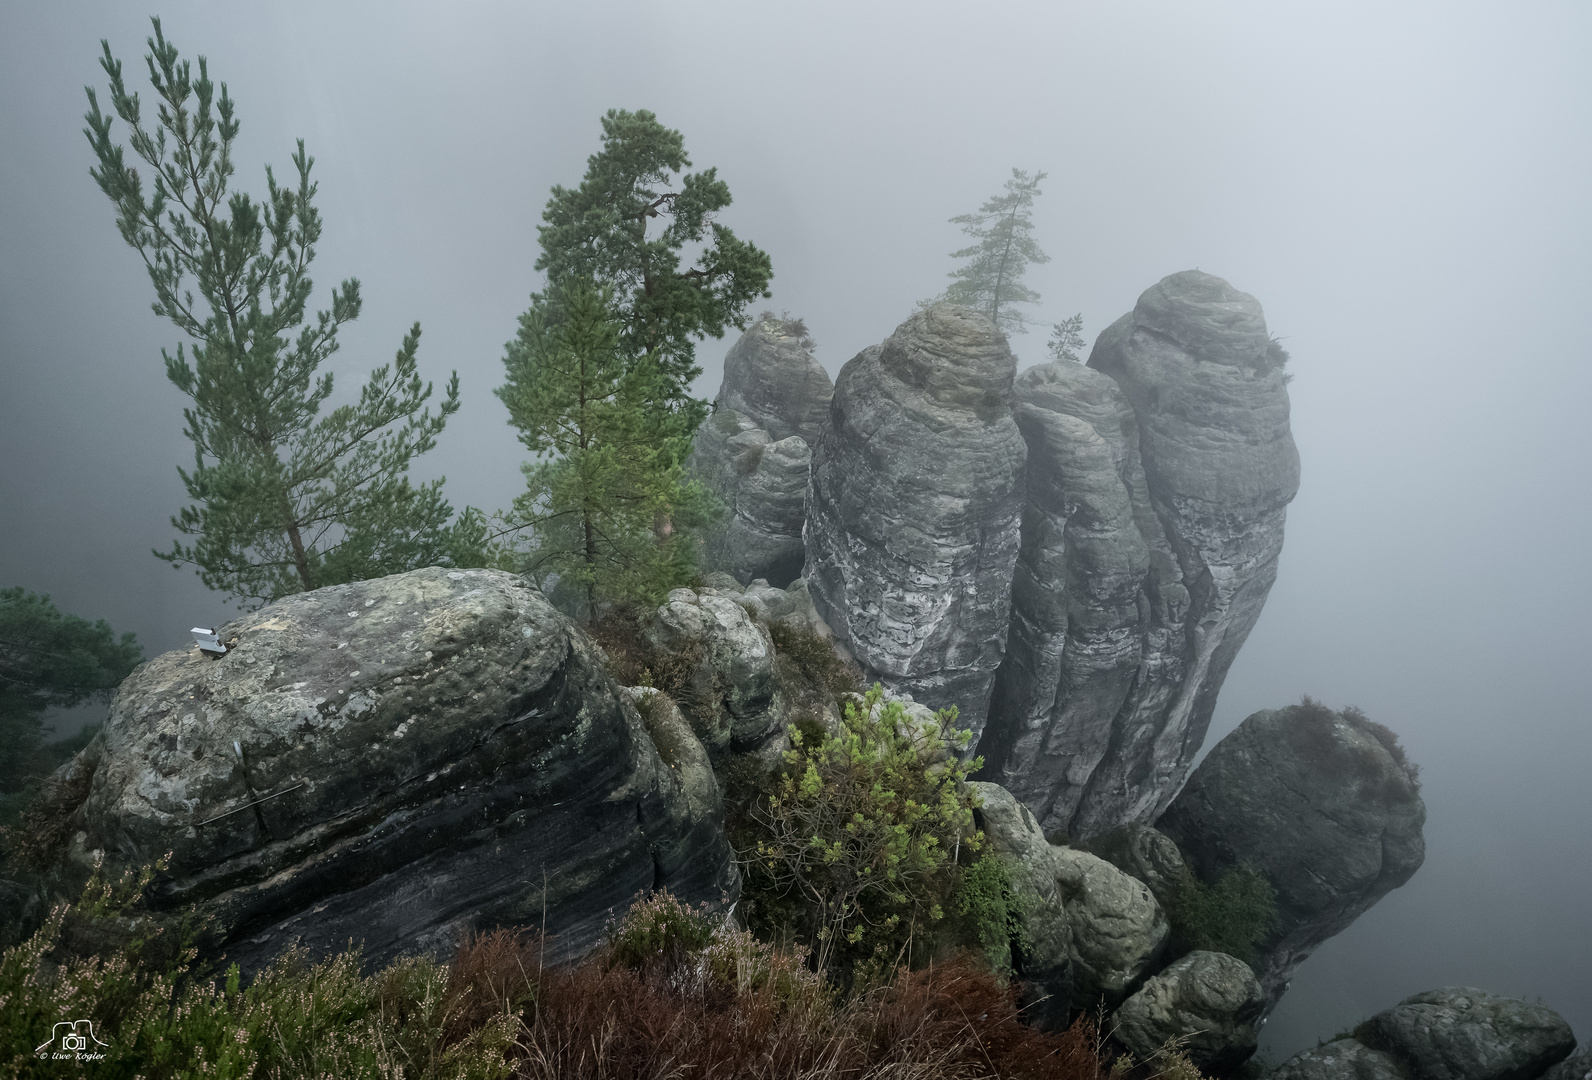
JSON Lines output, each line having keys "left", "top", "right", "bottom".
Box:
{"left": 1270, "top": 1039, "right": 1407, "bottom": 1080}
{"left": 1157, "top": 700, "right": 1426, "bottom": 1013}
{"left": 980, "top": 270, "right": 1299, "bottom": 838}
{"left": 48, "top": 568, "right": 736, "bottom": 972}
{"left": 716, "top": 313, "right": 833, "bottom": 445}
{"left": 644, "top": 587, "right": 785, "bottom": 757}
{"left": 970, "top": 782, "right": 1167, "bottom": 1021}
{"left": 1111, "top": 950, "right": 1265, "bottom": 1073}
{"left": 1357, "top": 988, "right": 1577, "bottom": 1080}
{"left": 690, "top": 315, "right": 834, "bottom": 588}
{"left": 805, "top": 304, "right": 1028, "bottom": 744}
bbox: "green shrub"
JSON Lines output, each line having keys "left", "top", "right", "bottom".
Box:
{"left": 743, "top": 684, "right": 982, "bottom": 979}
{"left": 1168, "top": 863, "right": 1278, "bottom": 963}
{"left": 952, "top": 848, "right": 1032, "bottom": 977}
{"left": 605, "top": 889, "right": 718, "bottom": 978}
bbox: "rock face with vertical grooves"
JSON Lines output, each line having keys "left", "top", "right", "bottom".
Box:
{"left": 979, "top": 269, "right": 1299, "bottom": 839}
{"left": 691, "top": 315, "right": 833, "bottom": 587}
{"left": 805, "top": 304, "right": 1027, "bottom": 743}
{"left": 48, "top": 568, "right": 737, "bottom": 973}
{"left": 1157, "top": 700, "right": 1425, "bottom": 1014}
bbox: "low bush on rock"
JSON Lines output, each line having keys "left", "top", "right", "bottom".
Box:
{"left": 735, "top": 684, "right": 1042, "bottom": 988}
{"left": 1168, "top": 863, "right": 1279, "bottom": 963}
{"left": 768, "top": 619, "right": 863, "bottom": 703}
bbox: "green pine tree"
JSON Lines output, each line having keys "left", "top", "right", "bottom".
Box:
{"left": 496, "top": 281, "right": 716, "bottom": 619}
{"left": 944, "top": 168, "right": 1051, "bottom": 335}
{"left": 1046, "top": 313, "right": 1086, "bottom": 363}
{"left": 535, "top": 109, "right": 773, "bottom": 462}
{"left": 84, "top": 19, "right": 489, "bottom": 607}
{"left": 0, "top": 589, "right": 141, "bottom": 812}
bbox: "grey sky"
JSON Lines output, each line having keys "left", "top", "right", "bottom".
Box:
{"left": 2, "top": 1, "right": 1588, "bottom": 1061}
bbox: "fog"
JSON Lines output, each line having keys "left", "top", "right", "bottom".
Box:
{"left": 2, "top": 1, "right": 1588, "bottom": 1061}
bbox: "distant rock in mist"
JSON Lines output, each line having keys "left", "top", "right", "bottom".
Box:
{"left": 980, "top": 268, "right": 1300, "bottom": 840}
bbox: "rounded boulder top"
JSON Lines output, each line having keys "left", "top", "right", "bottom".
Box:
{"left": 878, "top": 302, "right": 1016, "bottom": 414}
{"left": 1132, "top": 269, "right": 1270, "bottom": 367}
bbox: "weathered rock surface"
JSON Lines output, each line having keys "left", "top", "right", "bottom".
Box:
{"left": 1270, "top": 1039, "right": 1407, "bottom": 1080}
{"left": 1082, "top": 822, "right": 1195, "bottom": 912}
{"left": 1158, "top": 700, "right": 1425, "bottom": 1013}
{"left": 717, "top": 313, "right": 833, "bottom": 445}
{"left": 979, "top": 269, "right": 1298, "bottom": 838}
{"left": 1542, "top": 1047, "right": 1592, "bottom": 1080}
{"left": 970, "top": 781, "right": 1167, "bottom": 1022}
{"left": 979, "top": 359, "right": 1149, "bottom": 836}
{"left": 690, "top": 316, "right": 833, "bottom": 588}
{"left": 691, "top": 410, "right": 812, "bottom": 588}
{"left": 806, "top": 304, "right": 1027, "bottom": 744}
{"left": 645, "top": 587, "right": 785, "bottom": 756}
{"left": 1358, "top": 987, "right": 1577, "bottom": 1080}
{"left": 53, "top": 568, "right": 736, "bottom": 972}
{"left": 1112, "top": 950, "right": 1265, "bottom": 1072}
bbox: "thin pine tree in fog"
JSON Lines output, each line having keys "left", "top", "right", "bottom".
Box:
{"left": 944, "top": 168, "right": 1051, "bottom": 334}
{"left": 83, "top": 19, "right": 489, "bottom": 607}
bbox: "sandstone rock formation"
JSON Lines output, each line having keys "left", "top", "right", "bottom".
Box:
{"left": 1082, "top": 822, "right": 1195, "bottom": 912}
{"left": 1157, "top": 700, "right": 1426, "bottom": 1013}
{"left": 970, "top": 781, "right": 1167, "bottom": 1024}
{"left": 717, "top": 313, "right": 832, "bottom": 445}
{"left": 1543, "top": 1048, "right": 1592, "bottom": 1080}
{"left": 980, "top": 269, "right": 1299, "bottom": 839}
{"left": 1270, "top": 1039, "right": 1407, "bottom": 1080}
{"left": 644, "top": 587, "right": 786, "bottom": 757}
{"left": 806, "top": 304, "right": 1027, "bottom": 744}
{"left": 1273, "top": 989, "right": 1578, "bottom": 1080}
{"left": 1357, "top": 988, "right": 1577, "bottom": 1080}
{"left": 692, "top": 411, "right": 812, "bottom": 588}
{"left": 49, "top": 568, "right": 736, "bottom": 972}
{"left": 691, "top": 315, "right": 833, "bottom": 587}
{"left": 1111, "top": 950, "right": 1265, "bottom": 1073}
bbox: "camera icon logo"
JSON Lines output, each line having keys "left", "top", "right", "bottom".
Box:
{"left": 35, "top": 1019, "right": 110, "bottom": 1057}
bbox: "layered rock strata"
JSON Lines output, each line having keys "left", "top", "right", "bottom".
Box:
{"left": 1070, "top": 270, "right": 1299, "bottom": 835}
{"left": 982, "top": 270, "right": 1299, "bottom": 838}
{"left": 805, "top": 304, "right": 1027, "bottom": 744}
{"left": 717, "top": 313, "right": 833, "bottom": 444}
{"left": 52, "top": 568, "right": 736, "bottom": 972}
{"left": 1157, "top": 700, "right": 1425, "bottom": 1013}
{"left": 691, "top": 316, "right": 833, "bottom": 588}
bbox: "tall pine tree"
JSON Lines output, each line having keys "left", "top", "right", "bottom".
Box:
{"left": 84, "top": 19, "right": 488, "bottom": 607}
{"left": 944, "top": 168, "right": 1051, "bottom": 335}
{"left": 534, "top": 109, "right": 773, "bottom": 462}
{"left": 496, "top": 282, "right": 714, "bottom": 617}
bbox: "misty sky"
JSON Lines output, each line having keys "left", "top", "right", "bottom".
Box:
{"left": 2, "top": 1, "right": 1589, "bottom": 1062}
